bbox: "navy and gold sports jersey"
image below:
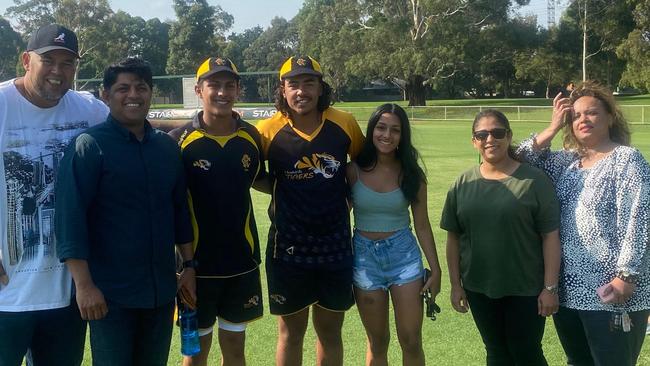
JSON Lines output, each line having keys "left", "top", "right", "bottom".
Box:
{"left": 257, "top": 107, "right": 364, "bottom": 269}
{"left": 169, "top": 111, "right": 266, "bottom": 277}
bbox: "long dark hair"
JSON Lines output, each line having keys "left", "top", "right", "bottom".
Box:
{"left": 356, "top": 103, "right": 426, "bottom": 203}
{"left": 274, "top": 78, "right": 334, "bottom": 116}
{"left": 472, "top": 109, "right": 519, "bottom": 161}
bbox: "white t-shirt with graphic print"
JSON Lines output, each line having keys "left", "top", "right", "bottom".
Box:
{"left": 0, "top": 79, "right": 108, "bottom": 311}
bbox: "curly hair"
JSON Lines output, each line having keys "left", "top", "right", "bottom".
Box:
{"left": 563, "top": 81, "right": 630, "bottom": 151}
{"left": 356, "top": 103, "right": 426, "bottom": 203}
{"left": 273, "top": 78, "right": 334, "bottom": 117}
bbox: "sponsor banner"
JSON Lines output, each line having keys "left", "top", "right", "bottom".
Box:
{"left": 148, "top": 109, "right": 197, "bottom": 120}
{"left": 148, "top": 107, "right": 277, "bottom": 121}
{"left": 235, "top": 107, "right": 278, "bottom": 119}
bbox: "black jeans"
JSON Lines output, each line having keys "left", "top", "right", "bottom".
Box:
{"left": 465, "top": 290, "right": 548, "bottom": 366}
{"left": 89, "top": 300, "right": 175, "bottom": 366}
{"left": 0, "top": 301, "right": 86, "bottom": 366}
{"left": 553, "top": 306, "right": 650, "bottom": 366}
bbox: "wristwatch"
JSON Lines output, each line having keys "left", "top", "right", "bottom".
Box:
{"left": 616, "top": 270, "right": 637, "bottom": 284}
{"left": 182, "top": 259, "right": 198, "bottom": 269}
{"left": 544, "top": 284, "right": 559, "bottom": 295}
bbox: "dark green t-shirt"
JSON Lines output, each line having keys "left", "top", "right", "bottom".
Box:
{"left": 440, "top": 163, "right": 559, "bottom": 298}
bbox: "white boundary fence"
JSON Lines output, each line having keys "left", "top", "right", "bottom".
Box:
{"left": 339, "top": 105, "right": 650, "bottom": 124}
{"left": 148, "top": 105, "right": 650, "bottom": 124}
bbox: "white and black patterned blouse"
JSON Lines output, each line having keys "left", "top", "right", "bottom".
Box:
{"left": 518, "top": 138, "right": 650, "bottom": 311}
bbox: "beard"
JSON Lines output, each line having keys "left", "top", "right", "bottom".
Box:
{"left": 31, "top": 75, "right": 71, "bottom": 102}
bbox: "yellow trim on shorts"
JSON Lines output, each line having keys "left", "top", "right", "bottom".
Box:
{"left": 274, "top": 301, "right": 319, "bottom": 317}
{"left": 313, "top": 303, "right": 349, "bottom": 313}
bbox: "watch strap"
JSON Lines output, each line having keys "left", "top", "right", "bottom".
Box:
{"left": 544, "top": 284, "right": 559, "bottom": 295}
{"left": 617, "top": 271, "right": 637, "bottom": 284}
{"left": 182, "top": 259, "right": 198, "bottom": 269}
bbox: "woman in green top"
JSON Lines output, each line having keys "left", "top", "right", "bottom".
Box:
{"left": 440, "top": 109, "right": 561, "bottom": 365}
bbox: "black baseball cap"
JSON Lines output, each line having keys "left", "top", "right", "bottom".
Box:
{"left": 279, "top": 56, "right": 323, "bottom": 80}
{"left": 27, "top": 24, "right": 79, "bottom": 58}
{"left": 196, "top": 57, "right": 240, "bottom": 81}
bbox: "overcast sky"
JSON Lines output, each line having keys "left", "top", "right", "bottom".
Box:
{"left": 0, "top": 0, "right": 559, "bottom": 34}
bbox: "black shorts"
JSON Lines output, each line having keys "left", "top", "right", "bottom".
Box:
{"left": 266, "top": 259, "right": 354, "bottom": 315}
{"left": 196, "top": 267, "right": 263, "bottom": 327}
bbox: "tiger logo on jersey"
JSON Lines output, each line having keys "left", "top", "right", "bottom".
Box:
{"left": 243, "top": 295, "right": 260, "bottom": 309}
{"left": 193, "top": 159, "right": 211, "bottom": 171}
{"left": 294, "top": 153, "right": 340, "bottom": 179}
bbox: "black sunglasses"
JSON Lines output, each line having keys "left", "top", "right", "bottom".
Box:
{"left": 422, "top": 268, "right": 441, "bottom": 321}
{"left": 473, "top": 128, "right": 510, "bottom": 141}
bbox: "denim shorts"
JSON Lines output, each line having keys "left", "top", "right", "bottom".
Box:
{"left": 353, "top": 227, "right": 424, "bottom": 291}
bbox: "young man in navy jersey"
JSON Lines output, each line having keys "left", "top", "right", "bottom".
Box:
{"left": 257, "top": 56, "right": 364, "bottom": 366}
{"left": 169, "top": 57, "right": 266, "bottom": 366}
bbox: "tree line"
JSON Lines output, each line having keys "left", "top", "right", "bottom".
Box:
{"left": 1, "top": 0, "right": 649, "bottom": 105}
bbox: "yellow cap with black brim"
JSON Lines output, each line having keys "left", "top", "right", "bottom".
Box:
{"left": 196, "top": 57, "right": 240, "bottom": 81}
{"left": 279, "top": 56, "right": 322, "bottom": 80}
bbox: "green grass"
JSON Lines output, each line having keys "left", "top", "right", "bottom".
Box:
{"left": 73, "top": 110, "right": 650, "bottom": 365}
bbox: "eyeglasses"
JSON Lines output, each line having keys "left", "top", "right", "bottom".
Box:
{"left": 472, "top": 128, "right": 510, "bottom": 141}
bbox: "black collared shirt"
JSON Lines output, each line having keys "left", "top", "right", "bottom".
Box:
{"left": 56, "top": 114, "right": 193, "bottom": 308}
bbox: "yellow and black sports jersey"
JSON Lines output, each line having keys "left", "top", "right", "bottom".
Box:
{"left": 169, "top": 111, "right": 266, "bottom": 277}
{"left": 257, "top": 107, "right": 364, "bottom": 269}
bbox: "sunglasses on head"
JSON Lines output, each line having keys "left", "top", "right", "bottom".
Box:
{"left": 472, "top": 128, "right": 510, "bottom": 141}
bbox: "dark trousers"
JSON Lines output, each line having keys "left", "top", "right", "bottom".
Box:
{"left": 553, "top": 306, "right": 650, "bottom": 366}
{"left": 465, "top": 290, "right": 548, "bottom": 366}
{"left": 89, "top": 300, "right": 175, "bottom": 366}
{"left": 0, "top": 301, "right": 86, "bottom": 366}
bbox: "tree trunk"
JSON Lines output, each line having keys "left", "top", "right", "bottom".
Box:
{"left": 332, "top": 86, "right": 342, "bottom": 102}
{"left": 406, "top": 74, "right": 426, "bottom": 106}
{"left": 582, "top": 0, "right": 587, "bottom": 82}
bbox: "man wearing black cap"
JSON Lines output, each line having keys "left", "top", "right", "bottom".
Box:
{"left": 257, "top": 56, "right": 364, "bottom": 365}
{"left": 0, "top": 24, "right": 108, "bottom": 365}
{"left": 169, "top": 57, "right": 266, "bottom": 366}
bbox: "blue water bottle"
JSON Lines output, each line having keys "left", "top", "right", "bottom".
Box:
{"left": 179, "top": 302, "right": 200, "bottom": 356}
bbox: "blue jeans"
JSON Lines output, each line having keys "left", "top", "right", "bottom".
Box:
{"left": 553, "top": 306, "right": 650, "bottom": 366}
{"left": 0, "top": 301, "right": 86, "bottom": 366}
{"left": 465, "top": 290, "right": 548, "bottom": 366}
{"left": 89, "top": 300, "right": 174, "bottom": 366}
{"left": 353, "top": 228, "right": 424, "bottom": 291}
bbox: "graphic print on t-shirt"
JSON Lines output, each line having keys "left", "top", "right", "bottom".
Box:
{"left": 292, "top": 153, "right": 340, "bottom": 179}
{"left": 3, "top": 120, "right": 90, "bottom": 267}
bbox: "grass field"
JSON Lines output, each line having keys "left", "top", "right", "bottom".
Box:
{"left": 80, "top": 101, "right": 650, "bottom": 365}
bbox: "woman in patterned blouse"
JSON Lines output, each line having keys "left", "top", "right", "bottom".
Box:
{"left": 518, "top": 81, "right": 650, "bottom": 366}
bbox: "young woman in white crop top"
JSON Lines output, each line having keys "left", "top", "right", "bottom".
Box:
{"left": 346, "top": 103, "right": 441, "bottom": 365}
